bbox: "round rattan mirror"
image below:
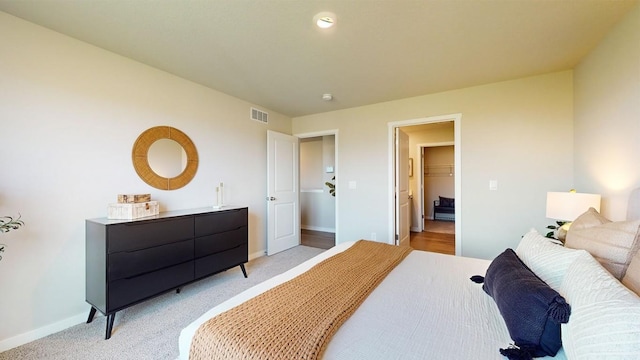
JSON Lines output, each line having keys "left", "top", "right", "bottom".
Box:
{"left": 132, "top": 126, "right": 198, "bottom": 190}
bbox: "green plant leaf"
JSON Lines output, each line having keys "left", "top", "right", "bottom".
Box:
{"left": 0, "top": 214, "right": 25, "bottom": 233}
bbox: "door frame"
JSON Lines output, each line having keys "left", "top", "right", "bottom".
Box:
{"left": 395, "top": 127, "right": 411, "bottom": 246}
{"left": 387, "top": 113, "right": 462, "bottom": 255}
{"left": 293, "top": 129, "right": 340, "bottom": 244}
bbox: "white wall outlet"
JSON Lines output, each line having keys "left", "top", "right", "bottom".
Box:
{"left": 489, "top": 180, "right": 498, "bottom": 191}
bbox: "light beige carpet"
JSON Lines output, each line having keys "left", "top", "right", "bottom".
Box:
{"left": 0, "top": 245, "right": 325, "bottom": 360}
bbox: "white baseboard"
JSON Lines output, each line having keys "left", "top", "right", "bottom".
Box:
{"left": 410, "top": 226, "right": 420, "bottom": 232}
{"left": 301, "top": 225, "right": 336, "bottom": 233}
{"left": 249, "top": 249, "right": 265, "bottom": 260}
{"left": 0, "top": 312, "right": 87, "bottom": 352}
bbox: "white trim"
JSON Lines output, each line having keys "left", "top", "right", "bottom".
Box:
{"left": 249, "top": 250, "right": 266, "bottom": 261}
{"left": 0, "top": 312, "right": 87, "bottom": 352}
{"left": 300, "top": 189, "right": 324, "bottom": 193}
{"left": 294, "top": 129, "right": 338, "bottom": 138}
{"left": 417, "top": 141, "right": 454, "bottom": 147}
{"left": 293, "top": 129, "right": 340, "bottom": 244}
{"left": 388, "top": 114, "right": 462, "bottom": 255}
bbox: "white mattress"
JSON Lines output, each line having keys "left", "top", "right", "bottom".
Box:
{"left": 179, "top": 242, "right": 566, "bottom": 360}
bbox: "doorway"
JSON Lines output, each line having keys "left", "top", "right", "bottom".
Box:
{"left": 296, "top": 130, "right": 338, "bottom": 249}
{"left": 388, "top": 114, "right": 461, "bottom": 255}
{"left": 421, "top": 142, "right": 455, "bottom": 224}
{"left": 415, "top": 142, "right": 455, "bottom": 255}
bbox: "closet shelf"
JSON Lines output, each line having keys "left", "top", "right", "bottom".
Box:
{"left": 425, "top": 164, "right": 454, "bottom": 177}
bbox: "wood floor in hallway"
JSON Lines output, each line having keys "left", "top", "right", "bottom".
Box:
{"left": 301, "top": 221, "right": 455, "bottom": 255}
{"left": 410, "top": 220, "right": 455, "bottom": 255}
{"left": 301, "top": 229, "right": 335, "bottom": 249}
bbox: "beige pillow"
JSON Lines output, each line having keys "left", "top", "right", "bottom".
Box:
{"left": 568, "top": 207, "right": 608, "bottom": 230}
{"left": 623, "top": 250, "right": 640, "bottom": 296}
{"left": 565, "top": 208, "right": 640, "bottom": 280}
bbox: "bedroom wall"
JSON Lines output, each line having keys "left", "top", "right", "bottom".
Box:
{"left": 0, "top": 13, "right": 291, "bottom": 349}
{"left": 292, "top": 71, "right": 574, "bottom": 260}
{"left": 573, "top": 3, "right": 640, "bottom": 221}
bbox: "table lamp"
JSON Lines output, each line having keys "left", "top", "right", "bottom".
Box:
{"left": 546, "top": 190, "right": 601, "bottom": 241}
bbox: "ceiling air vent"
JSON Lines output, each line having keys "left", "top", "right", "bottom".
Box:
{"left": 250, "top": 107, "right": 268, "bottom": 124}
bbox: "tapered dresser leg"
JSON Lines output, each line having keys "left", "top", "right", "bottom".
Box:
{"left": 105, "top": 313, "right": 116, "bottom": 340}
{"left": 86, "top": 307, "right": 97, "bottom": 324}
{"left": 240, "top": 263, "right": 248, "bottom": 278}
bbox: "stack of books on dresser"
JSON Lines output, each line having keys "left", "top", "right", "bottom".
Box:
{"left": 107, "top": 193, "right": 159, "bottom": 220}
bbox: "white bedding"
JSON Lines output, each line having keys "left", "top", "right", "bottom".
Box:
{"left": 179, "top": 241, "right": 566, "bottom": 360}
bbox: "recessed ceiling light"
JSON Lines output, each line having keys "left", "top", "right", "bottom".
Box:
{"left": 314, "top": 12, "right": 336, "bottom": 29}
{"left": 322, "top": 94, "right": 333, "bottom": 101}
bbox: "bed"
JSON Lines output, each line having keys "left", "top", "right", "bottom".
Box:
{"left": 178, "top": 189, "right": 640, "bottom": 360}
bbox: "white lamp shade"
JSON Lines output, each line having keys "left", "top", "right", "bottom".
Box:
{"left": 546, "top": 192, "right": 601, "bottom": 221}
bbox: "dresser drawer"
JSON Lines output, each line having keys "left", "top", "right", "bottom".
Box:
{"left": 194, "top": 208, "right": 248, "bottom": 237}
{"left": 108, "top": 261, "right": 193, "bottom": 311}
{"left": 194, "top": 243, "right": 248, "bottom": 279}
{"left": 108, "top": 239, "right": 193, "bottom": 281}
{"left": 107, "top": 217, "right": 193, "bottom": 253}
{"left": 194, "top": 227, "right": 247, "bottom": 258}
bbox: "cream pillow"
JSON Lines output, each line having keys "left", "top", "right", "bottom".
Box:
{"left": 568, "top": 207, "right": 608, "bottom": 230}
{"left": 565, "top": 208, "right": 640, "bottom": 279}
{"left": 561, "top": 252, "right": 640, "bottom": 359}
{"left": 515, "top": 229, "right": 586, "bottom": 291}
{"left": 623, "top": 250, "right": 640, "bottom": 296}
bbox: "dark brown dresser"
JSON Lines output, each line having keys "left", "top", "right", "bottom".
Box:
{"left": 85, "top": 206, "right": 248, "bottom": 339}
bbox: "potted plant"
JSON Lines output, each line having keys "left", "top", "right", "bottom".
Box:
{"left": 325, "top": 176, "right": 335, "bottom": 197}
{"left": 0, "top": 214, "right": 25, "bottom": 261}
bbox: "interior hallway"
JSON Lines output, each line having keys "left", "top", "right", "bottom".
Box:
{"left": 301, "top": 221, "right": 454, "bottom": 255}
{"left": 301, "top": 229, "right": 335, "bottom": 249}
{"left": 410, "top": 220, "right": 455, "bottom": 255}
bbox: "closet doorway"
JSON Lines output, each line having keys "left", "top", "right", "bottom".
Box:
{"left": 422, "top": 143, "right": 455, "bottom": 225}
{"left": 414, "top": 143, "right": 455, "bottom": 255}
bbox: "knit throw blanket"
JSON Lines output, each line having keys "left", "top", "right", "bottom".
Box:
{"left": 189, "top": 240, "right": 412, "bottom": 360}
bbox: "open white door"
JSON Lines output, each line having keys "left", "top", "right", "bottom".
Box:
{"left": 266, "top": 130, "right": 300, "bottom": 255}
{"left": 395, "top": 128, "right": 410, "bottom": 247}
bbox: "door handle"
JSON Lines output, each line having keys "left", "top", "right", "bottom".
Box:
{"left": 266, "top": 196, "right": 276, "bottom": 201}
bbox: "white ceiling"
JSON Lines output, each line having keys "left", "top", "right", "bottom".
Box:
{"left": 0, "top": 0, "right": 636, "bottom": 117}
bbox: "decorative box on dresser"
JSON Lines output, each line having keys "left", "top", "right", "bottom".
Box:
{"left": 85, "top": 206, "right": 248, "bottom": 339}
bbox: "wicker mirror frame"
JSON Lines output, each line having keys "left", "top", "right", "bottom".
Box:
{"left": 132, "top": 126, "right": 198, "bottom": 190}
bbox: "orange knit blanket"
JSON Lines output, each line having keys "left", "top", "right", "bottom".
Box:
{"left": 189, "top": 240, "right": 412, "bottom": 360}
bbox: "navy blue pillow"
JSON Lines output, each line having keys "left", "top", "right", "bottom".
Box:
{"left": 480, "top": 249, "right": 570, "bottom": 359}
